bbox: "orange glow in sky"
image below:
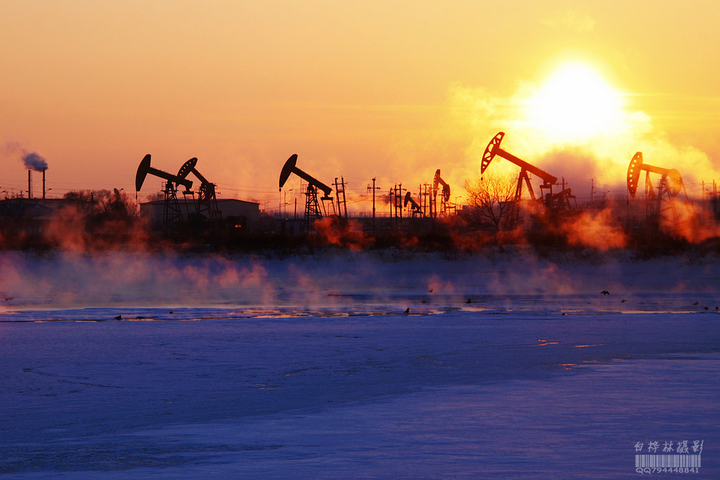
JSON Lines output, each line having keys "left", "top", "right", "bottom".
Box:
{"left": 1, "top": 1, "right": 719, "bottom": 210}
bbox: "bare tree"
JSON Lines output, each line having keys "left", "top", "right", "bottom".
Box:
{"left": 96, "top": 189, "right": 139, "bottom": 220}
{"left": 463, "top": 173, "right": 522, "bottom": 246}
{"left": 58, "top": 189, "right": 141, "bottom": 244}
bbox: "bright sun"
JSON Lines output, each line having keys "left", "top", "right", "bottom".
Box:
{"left": 525, "top": 63, "right": 625, "bottom": 143}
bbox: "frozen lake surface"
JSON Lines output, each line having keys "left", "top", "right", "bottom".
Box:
{"left": 1, "top": 251, "right": 719, "bottom": 478}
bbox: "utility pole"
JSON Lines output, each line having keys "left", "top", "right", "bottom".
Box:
{"left": 373, "top": 178, "right": 378, "bottom": 234}
{"left": 392, "top": 183, "right": 405, "bottom": 231}
{"left": 367, "top": 177, "right": 380, "bottom": 235}
{"left": 397, "top": 183, "right": 402, "bottom": 229}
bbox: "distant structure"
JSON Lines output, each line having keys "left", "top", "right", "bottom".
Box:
{"left": 627, "top": 151, "right": 690, "bottom": 232}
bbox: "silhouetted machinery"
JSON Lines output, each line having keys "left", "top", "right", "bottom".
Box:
{"left": 177, "top": 157, "right": 221, "bottom": 222}
{"left": 136, "top": 154, "right": 223, "bottom": 235}
{"left": 627, "top": 152, "right": 689, "bottom": 230}
{"left": 482, "top": 132, "right": 576, "bottom": 211}
{"left": 136, "top": 154, "right": 193, "bottom": 193}
{"left": 432, "top": 169, "right": 454, "bottom": 216}
{"left": 136, "top": 154, "right": 194, "bottom": 234}
{"left": 404, "top": 191, "right": 423, "bottom": 217}
{"left": 279, "top": 154, "right": 334, "bottom": 232}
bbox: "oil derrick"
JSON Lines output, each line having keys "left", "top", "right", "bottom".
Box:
{"left": 482, "top": 132, "right": 576, "bottom": 212}
{"left": 177, "top": 157, "right": 221, "bottom": 223}
{"left": 136, "top": 154, "right": 193, "bottom": 234}
{"left": 627, "top": 152, "right": 689, "bottom": 232}
{"left": 279, "top": 154, "right": 334, "bottom": 233}
{"left": 304, "top": 186, "right": 323, "bottom": 229}
{"left": 334, "top": 177, "right": 348, "bottom": 219}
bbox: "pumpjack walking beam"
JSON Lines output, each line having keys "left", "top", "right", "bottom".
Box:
{"left": 482, "top": 132, "right": 558, "bottom": 201}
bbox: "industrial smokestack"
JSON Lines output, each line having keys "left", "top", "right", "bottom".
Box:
{"left": 20, "top": 151, "right": 48, "bottom": 200}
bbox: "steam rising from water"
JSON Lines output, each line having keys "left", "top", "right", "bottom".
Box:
{"left": 0, "top": 251, "right": 717, "bottom": 315}
{"left": 562, "top": 210, "right": 628, "bottom": 250}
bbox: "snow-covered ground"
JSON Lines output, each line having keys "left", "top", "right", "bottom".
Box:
{"left": 1, "top": 250, "right": 719, "bottom": 478}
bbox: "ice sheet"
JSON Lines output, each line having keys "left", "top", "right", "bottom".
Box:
{"left": 1, "top": 251, "right": 719, "bottom": 478}
{"left": 23, "top": 353, "right": 713, "bottom": 480}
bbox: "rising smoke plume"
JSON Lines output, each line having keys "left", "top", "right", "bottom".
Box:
{"left": 22, "top": 152, "right": 48, "bottom": 172}
{"left": 4, "top": 141, "right": 49, "bottom": 171}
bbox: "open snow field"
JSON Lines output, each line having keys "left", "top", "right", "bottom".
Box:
{"left": 1, "top": 250, "right": 719, "bottom": 478}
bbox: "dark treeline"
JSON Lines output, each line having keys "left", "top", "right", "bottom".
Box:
{"left": 2, "top": 188, "right": 720, "bottom": 259}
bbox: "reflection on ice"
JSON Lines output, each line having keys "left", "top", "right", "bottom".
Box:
{"left": 2, "top": 291, "right": 720, "bottom": 324}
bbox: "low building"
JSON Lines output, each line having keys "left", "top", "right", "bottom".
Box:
{"left": 140, "top": 198, "right": 260, "bottom": 233}
{"left": 0, "top": 198, "right": 77, "bottom": 237}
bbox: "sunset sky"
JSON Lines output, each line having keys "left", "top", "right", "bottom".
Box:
{"left": 2, "top": 1, "right": 719, "bottom": 212}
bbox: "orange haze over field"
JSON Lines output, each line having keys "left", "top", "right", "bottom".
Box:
{"left": 2, "top": 1, "right": 720, "bottom": 213}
